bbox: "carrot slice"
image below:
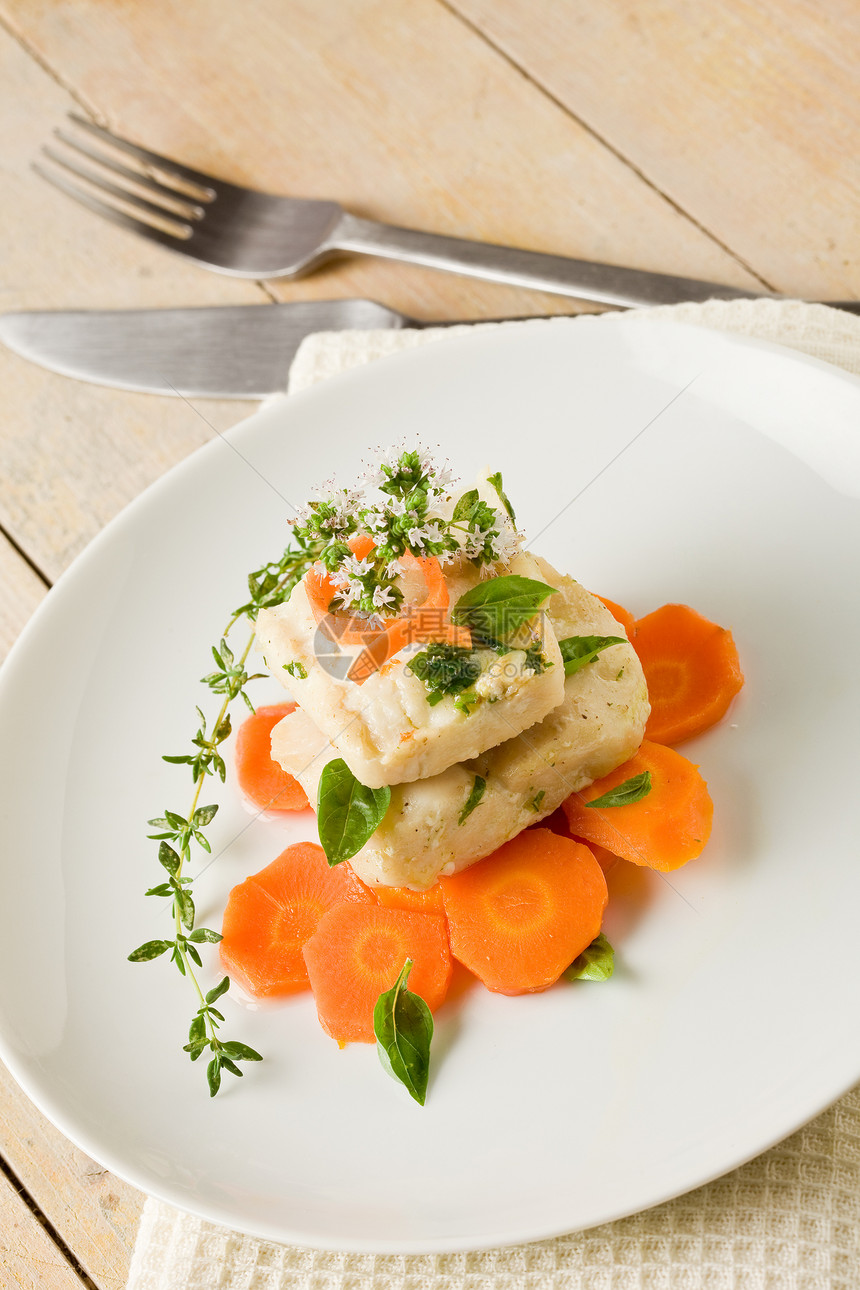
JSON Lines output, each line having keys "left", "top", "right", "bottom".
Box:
{"left": 633, "top": 603, "right": 744, "bottom": 744}
{"left": 234, "top": 703, "right": 309, "bottom": 811}
{"left": 303, "top": 904, "right": 452, "bottom": 1043}
{"left": 374, "top": 883, "right": 445, "bottom": 914}
{"left": 594, "top": 594, "right": 637, "bottom": 640}
{"left": 440, "top": 829, "right": 608, "bottom": 995}
{"left": 562, "top": 740, "right": 713, "bottom": 872}
{"left": 219, "top": 843, "right": 374, "bottom": 997}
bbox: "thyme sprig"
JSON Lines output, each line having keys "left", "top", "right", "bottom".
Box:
{"left": 130, "top": 531, "right": 325, "bottom": 1095}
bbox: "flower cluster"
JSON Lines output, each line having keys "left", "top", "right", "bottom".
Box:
{"left": 292, "top": 445, "right": 522, "bottom": 620}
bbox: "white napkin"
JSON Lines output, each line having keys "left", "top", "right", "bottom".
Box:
{"left": 127, "top": 298, "right": 860, "bottom": 1290}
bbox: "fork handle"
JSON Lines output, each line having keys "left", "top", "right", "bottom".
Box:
{"left": 330, "top": 214, "right": 763, "bottom": 309}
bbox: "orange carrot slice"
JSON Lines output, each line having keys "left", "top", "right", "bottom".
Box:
{"left": 562, "top": 740, "right": 713, "bottom": 872}
{"left": 303, "top": 904, "right": 452, "bottom": 1043}
{"left": 234, "top": 703, "right": 309, "bottom": 811}
{"left": 440, "top": 829, "right": 608, "bottom": 995}
{"left": 219, "top": 843, "right": 373, "bottom": 997}
{"left": 374, "top": 883, "right": 445, "bottom": 914}
{"left": 633, "top": 603, "right": 744, "bottom": 745}
{"left": 594, "top": 594, "right": 637, "bottom": 640}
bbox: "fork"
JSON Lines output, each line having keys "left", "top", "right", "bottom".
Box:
{"left": 36, "top": 114, "right": 858, "bottom": 313}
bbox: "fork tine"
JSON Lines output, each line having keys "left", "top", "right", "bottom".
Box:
{"left": 54, "top": 128, "right": 206, "bottom": 218}
{"left": 41, "top": 147, "right": 194, "bottom": 233}
{"left": 33, "top": 161, "right": 191, "bottom": 254}
{"left": 67, "top": 114, "right": 220, "bottom": 198}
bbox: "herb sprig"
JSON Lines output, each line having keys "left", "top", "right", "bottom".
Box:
{"left": 130, "top": 531, "right": 325, "bottom": 1094}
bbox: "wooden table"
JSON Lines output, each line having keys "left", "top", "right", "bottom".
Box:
{"left": 0, "top": 2, "right": 856, "bottom": 1285}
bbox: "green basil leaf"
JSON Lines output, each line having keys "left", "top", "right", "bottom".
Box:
{"left": 317, "top": 758, "right": 391, "bottom": 866}
{"left": 564, "top": 933, "right": 615, "bottom": 982}
{"left": 458, "top": 775, "right": 486, "bottom": 825}
{"left": 373, "top": 958, "right": 433, "bottom": 1106}
{"left": 558, "top": 635, "right": 626, "bottom": 677}
{"left": 486, "top": 470, "right": 516, "bottom": 526}
{"left": 452, "top": 488, "right": 480, "bottom": 521}
{"left": 451, "top": 575, "right": 557, "bottom": 644}
{"left": 587, "top": 771, "right": 652, "bottom": 809}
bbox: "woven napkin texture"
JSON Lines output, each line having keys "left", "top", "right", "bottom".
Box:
{"left": 127, "top": 298, "right": 860, "bottom": 1290}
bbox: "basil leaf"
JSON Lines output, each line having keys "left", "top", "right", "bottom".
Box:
{"left": 373, "top": 958, "right": 433, "bottom": 1106}
{"left": 317, "top": 758, "right": 391, "bottom": 866}
{"left": 565, "top": 933, "right": 615, "bottom": 982}
{"left": 487, "top": 470, "right": 516, "bottom": 526}
{"left": 451, "top": 575, "right": 557, "bottom": 644}
{"left": 458, "top": 775, "right": 486, "bottom": 825}
{"left": 587, "top": 770, "right": 652, "bottom": 809}
{"left": 558, "top": 635, "right": 626, "bottom": 677}
{"left": 452, "top": 488, "right": 480, "bottom": 522}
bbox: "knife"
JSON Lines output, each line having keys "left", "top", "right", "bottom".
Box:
{"left": 0, "top": 301, "right": 442, "bottom": 399}
{"left": 4, "top": 297, "right": 859, "bottom": 400}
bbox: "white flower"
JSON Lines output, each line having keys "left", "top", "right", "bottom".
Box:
{"left": 341, "top": 555, "right": 373, "bottom": 579}
{"left": 385, "top": 558, "right": 404, "bottom": 577}
{"left": 490, "top": 515, "right": 524, "bottom": 563}
{"left": 372, "top": 585, "right": 396, "bottom": 609}
{"left": 311, "top": 474, "right": 337, "bottom": 501}
{"left": 421, "top": 521, "right": 446, "bottom": 545}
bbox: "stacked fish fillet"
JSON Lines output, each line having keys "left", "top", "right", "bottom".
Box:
{"left": 256, "top": 530, "right": 649, "bottom": 892}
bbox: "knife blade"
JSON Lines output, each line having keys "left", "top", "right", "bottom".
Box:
{"left": 0, "top": 301, "right": 421, "bottom": 399}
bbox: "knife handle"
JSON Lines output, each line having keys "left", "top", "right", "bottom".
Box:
{"left": 330, "top": 214, "right": 763, "bottom": 310}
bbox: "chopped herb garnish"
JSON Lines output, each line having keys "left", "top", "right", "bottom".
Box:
{"left": 453, "top": 690, "right": 479, "bottom": 716}
{"left": 408, "top": 641, "right": 482, "bottom": 702}
{"left": 458, "top": 775, "right": 487, "bottom": 825}
{"left": 526, "top": 789, "right": 546, "bottom": 813}
{"left": 523, "top": 642, "right": 550, "bottom": 675}
{"left": 558, "top": 635, "right": 625, "bottom": 677}
{"left": 587, "top": 771, "right": 652, "bottom": 809}
{"left": 282, "top": 660, "right": 308, "bottom": 679}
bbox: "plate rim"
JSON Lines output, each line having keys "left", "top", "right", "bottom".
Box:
{"left": 2, "top": 313, "right": 860, "bottom": 1251}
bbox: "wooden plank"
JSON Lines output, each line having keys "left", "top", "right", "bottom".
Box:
{"left": 450, "top": 0, "right": 860, "bottom": 299}
{"left": 0, "top": 1162, "right": 91, "bottom": 1290}
{"left": 0, "top": 22, "right": 263, "bottom": 583}
{"left": 0, "top": 1061, "right": 140, "bottom": 1289}
{"left": 0, "top": 0, "right": 763, "bottom": 328}
{"left": 0, "top": 535, "right": 47, "bottom": 663}
{"left": 0, "top": 0, "right": 764, "bottom": 582}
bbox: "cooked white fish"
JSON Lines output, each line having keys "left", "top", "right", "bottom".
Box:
{"left": 256, "top": 551, "right": 565, "bottom": 790}
{"left": 271, "top": 560, "right": 649, "bottom": 888}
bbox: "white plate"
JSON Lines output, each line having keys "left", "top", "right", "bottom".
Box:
{"left": 1, "top": 316, "right": 860, "bottom": 1253}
